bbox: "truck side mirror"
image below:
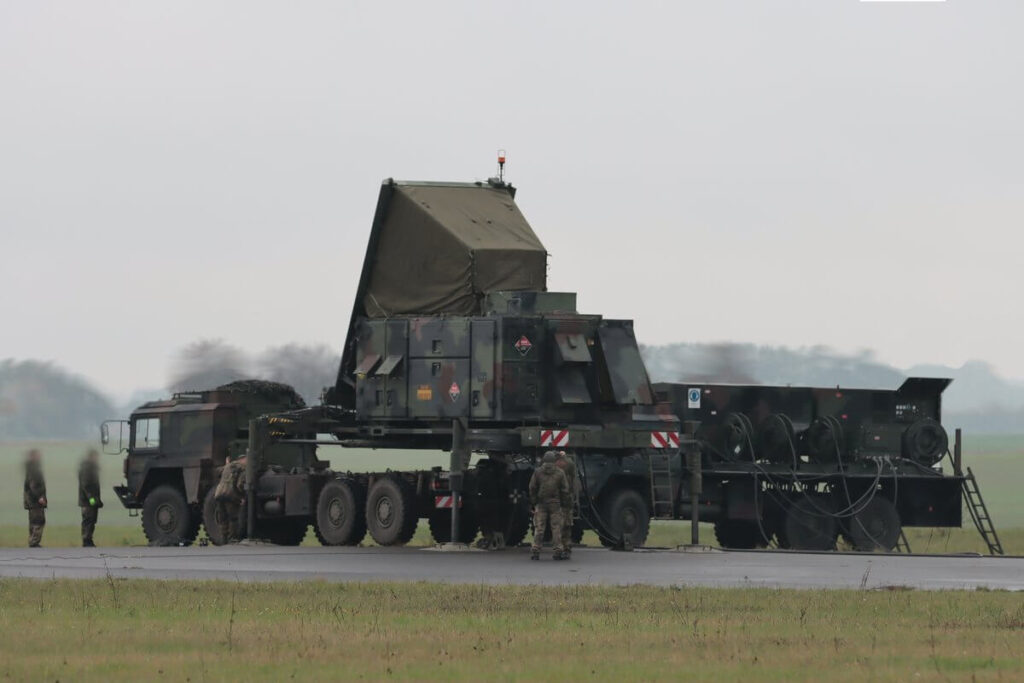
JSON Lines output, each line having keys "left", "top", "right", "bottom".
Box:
{"left": 100, "top": 423, "right": 109, "bottom": 445}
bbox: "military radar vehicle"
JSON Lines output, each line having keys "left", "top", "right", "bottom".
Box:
{"left": 103, "top": 164, "right": 1000, "bottom": 555}
{"left": 105, "top": 174, "right": 684, "bottom": 548}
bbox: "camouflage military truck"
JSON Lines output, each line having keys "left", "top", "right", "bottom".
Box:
{"left": 103, "top": 177, "right": 683, "bottom": 548}
{"left": 101, "top": 380, "right": 318, "bottom": 545}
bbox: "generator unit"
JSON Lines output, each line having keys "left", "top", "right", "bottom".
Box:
{"left": 655, "top": 377, "right": 951, "bottom": 467}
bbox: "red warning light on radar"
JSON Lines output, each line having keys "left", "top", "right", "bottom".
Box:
{"left": 498, "top": 149, "right": 506, "bottom": 164}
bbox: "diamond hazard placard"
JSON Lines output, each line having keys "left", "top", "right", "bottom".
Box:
{"left": 514, "top": 335, "right": 532, "bottom": 356}
{"left": 448, "top": 381, "right": 461, "bottom": 402}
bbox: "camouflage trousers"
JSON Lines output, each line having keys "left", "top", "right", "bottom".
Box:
{"left": 28, "top": 508, "right": 45, "bottom": 547}
{"left": 81, "top": 506, "right": 98, "bottom": 546}
{"left": 531, "top": 503, "right": 564, "bottom": 554}
{"left": 217, "top": 500, "right": 242, "bottom": 542}
{"left": 561, "top": 500, "right": 577, "bottom": 550}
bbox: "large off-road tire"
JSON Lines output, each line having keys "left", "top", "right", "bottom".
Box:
{"left": 314, "top": 479, "right": 367, "bottom": 546}
{"left": 845, "top": 496, "right": 901, "bottom": 552}
{"left": 261, "top": 518, "right": 309, "bottom": 546}
{"left": 478, "top": 494, "right": 532, "bottom": 547}
{"left": 779, "top": 496, "right": 838, "bottom": 551}
{"left": 365, "top": 476, "right": 418, "bottom": 546}
{"left": 428, "top": 505, "right": 479, "bottom": 544}
{"left": 601, "top": 487, "right": 650, "bottom": 548}
{"left": 142, "top": 485, "right": 195, "bottom": 547}
{"left": 714, "top": 519, "right": 767, "bottom": 549}
{"left": 202, "top": 487, "right": 229, "bottom": 546}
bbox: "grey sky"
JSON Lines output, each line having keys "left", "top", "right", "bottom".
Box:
{"left": 1, "top": 1, "right": 1022, "bottom": 400}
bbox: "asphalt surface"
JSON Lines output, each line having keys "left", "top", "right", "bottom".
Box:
{"left": 0, "top": 545, "right": 1021, "bottom": 590}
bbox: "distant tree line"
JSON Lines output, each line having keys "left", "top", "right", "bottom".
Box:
{"left": 0, "top": 360, "right": 116, "bottom": 439}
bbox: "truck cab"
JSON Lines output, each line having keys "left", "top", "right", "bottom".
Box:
{"left": 102, "top": 380, "right": 311, "bottom": 545}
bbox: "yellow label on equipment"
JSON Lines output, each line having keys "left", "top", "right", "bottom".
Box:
{"left": 417, "top": 385, "right": 433, "bottom": 401}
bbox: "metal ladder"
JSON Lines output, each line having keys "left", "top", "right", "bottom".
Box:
{"left": 648, "top": 452, "right": 676, "bottom": 519}
{"left": 962, "top": 467, "right": 1004, "bottom": 556}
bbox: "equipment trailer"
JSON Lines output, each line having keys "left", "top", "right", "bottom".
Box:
{"left": 102, "top": 170, "right": 999, "bottom": 554}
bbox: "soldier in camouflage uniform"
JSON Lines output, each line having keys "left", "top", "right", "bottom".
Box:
{"left": 214, "top": 455, "right": 247, "bottom": 542}
{"left": 555, "top": 451, "right": 579, "bottom": 554}
{"left": 78, "top": 449, "right": 103, "bottom": 547}
{"left": 23, "top": 449, "right": 47, "bottom": 548}
{"left": 529, "top": 451, "right": 571, "bottom": 560}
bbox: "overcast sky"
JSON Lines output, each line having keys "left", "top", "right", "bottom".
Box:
{"left": 1, "top": 1, "right": 1022, "bottom": 399}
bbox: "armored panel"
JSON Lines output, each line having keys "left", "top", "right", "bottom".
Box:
{"left": 555, "top": 332, "right": 592, "bottom": 364}
{"left": 555, "top": 366, "right": 591, "bottom": 404}
{"left": 409, "top": 318, "right": 471, "bottom": 358}
{"left": 502, "top": 362, "right": 541, "bottom": 413}
{"left": 470, "top": 320, "right": 497, "bottom": 418}
{"left": 597, "top": 323, "right": 654, "bottom": 406}
{"left": 484, "top": 291, "right": 577, "bottom": 315}
{"left": 499, "top": 318, "right": 544, "bottom": 417}
{"left": 408, "top": 358, "right": 471, "bottom": 418}
{"left": 383, "top": 319, "right": 409, "bottom": 417}
{"left": 354, "top": 319, "right": 388, "bottom": 417}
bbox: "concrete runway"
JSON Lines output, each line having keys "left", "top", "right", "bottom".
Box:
{"left": 0, "top": 545, "right": 1021, "bottom": 590}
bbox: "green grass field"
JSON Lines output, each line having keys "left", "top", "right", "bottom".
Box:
{"left": 0, "top": 578, "right": 1021, "bottom": 681}
{"left": 2, "top": 435, "right": 1022, "bottom": 552}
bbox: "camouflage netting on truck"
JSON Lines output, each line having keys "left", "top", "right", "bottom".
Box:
{"left": 362, "top": 183, "right": 548, "bottom": 317}
{"left": 215, "top": 380, "right": 307, "bottom": 409}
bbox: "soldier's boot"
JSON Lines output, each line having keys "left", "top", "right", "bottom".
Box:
{"left": 28, "top": 511, "right": 44, "bottom": 547}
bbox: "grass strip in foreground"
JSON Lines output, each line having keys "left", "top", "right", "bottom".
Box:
{"left": 0, "top": 579, "right": 1021, "bottom": 681}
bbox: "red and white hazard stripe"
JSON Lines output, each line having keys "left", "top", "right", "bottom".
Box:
{"left": 650, "top": 431, "right": 680, "bottom": 449}
{"left": 434, "top": 495, "right": 463, "bottom": 509}
{"left": 540, "top": 429, "right": 570, "bottom": 448}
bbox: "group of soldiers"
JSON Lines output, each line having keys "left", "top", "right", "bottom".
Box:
{"left": 529, "top": 449, "right": 578, "bottom": 561}
{"left": 22, "top": 449, "right": 103, "bottom": 548}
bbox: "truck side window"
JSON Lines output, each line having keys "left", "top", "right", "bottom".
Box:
{"left": 133, "top": 417, "right": 161, "bottom": 450}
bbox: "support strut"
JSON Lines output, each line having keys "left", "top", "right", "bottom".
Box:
{"left": 449, "top": 418, "right": 470, "bottom": 544}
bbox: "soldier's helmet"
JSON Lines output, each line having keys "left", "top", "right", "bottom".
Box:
{"left": 542, "top": 451, "right": 558, "bottom": 464}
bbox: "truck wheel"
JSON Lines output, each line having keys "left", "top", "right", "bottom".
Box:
{"left": 713, "top": 519, "right": 766, "bottom": 549}
{"left": 314, "top": 479, "right": 367, "bottom": 546}
{"left": 142, "top": 485, "right": 194, "bottom": 547}
{"left": 428, "top": 505, "right": 479, "bottom": 544}
{"left": 478, "top": 496, "right": 531, "bottom": 547}
{"left": 262, "top": 518, "right": 309, "bottom": 546}
{"left": 601, "top": 488, "right": 650, "bottom": 548}
{"left": 780, "top": 496, "right": 838, "bottom": 550}
{"left": 202, "top": 487, "right": 229, "bottom": 546}
{"left": 365, "top": 476, "right": 418, "bottom": 546}
{"left": 845, "top": 497, "right": 901, "bottom": 552}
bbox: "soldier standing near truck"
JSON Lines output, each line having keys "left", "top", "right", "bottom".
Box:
{"left": 78, "top": 449, "right": 103, "bottom": 547}
{"left": 555, "top": 451, "right": 578, "bottom": 555}
{"left": 214, "top": 455, "right": 247, "bottom": 543}
{"left": 529, "top": 451, "right": 571, "bottom": 561}
{"left": 23, "top": 449, "right": 47, "bottom": 548}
